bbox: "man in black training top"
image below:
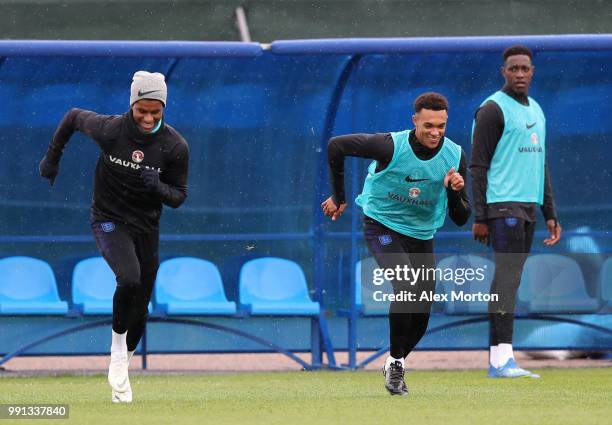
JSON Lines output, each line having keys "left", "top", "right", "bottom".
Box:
{"left": 39, "top": 71, "right": 189, "bottom": 403}
{"left": 471, "top": 45, "right": 561, "bottom": 378}
{"left": 322, "top": 92, "right": 470, "bottom": 396}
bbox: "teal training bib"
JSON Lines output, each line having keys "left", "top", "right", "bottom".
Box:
{"left": 356, "top": 130, "right": 462, "bottom": 240}
{"left": 474, "top": 91, "right": 546, "bottom": 204}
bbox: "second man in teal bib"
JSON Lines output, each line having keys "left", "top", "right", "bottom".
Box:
{"left": 322, "top": 92, "right": 471, "bottom": 396}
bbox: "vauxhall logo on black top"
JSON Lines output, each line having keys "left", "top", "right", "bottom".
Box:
{"left": 109, "top": 154, "right": 161, "bottom": 172}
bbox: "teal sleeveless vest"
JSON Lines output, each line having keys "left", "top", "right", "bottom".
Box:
{"left": 356, "top": 130, "right": 462, "bottom": 240}
{"left": 476, "top": 91, "right": 546, "bottom": 204}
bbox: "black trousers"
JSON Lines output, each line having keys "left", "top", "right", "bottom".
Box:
{"left": 92, "top": 220, "right": 159, "bottom": 352}
{"left": 488, "top": 217, "right": 535, "bottom": 345}
{"left": 363, "top": 217, "right": 435, "bottom": 359}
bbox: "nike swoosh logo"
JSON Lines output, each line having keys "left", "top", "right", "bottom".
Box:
{"left": 405, "top": 176, "right": 430, "bottom": 183}
{"left": 137, "top": 89, "right": 159, "bottom": 97}
{"left": 526, "top": 122, "right": 536, "bottom": 129}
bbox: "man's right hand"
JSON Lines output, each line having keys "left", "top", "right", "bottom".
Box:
{"left": 472, "top": 222, "right": 489, "bottom": 245}
{"left": 39, "top": 155, "right": 59, "bottom": 186}
{"left": 321, "top": 196, "right": 347, "bottom": 221}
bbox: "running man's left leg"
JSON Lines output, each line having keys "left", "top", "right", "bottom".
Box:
{"left": 126, "top": 230, "right": 160, "bottom": 355}
{"left": 398, "top": 237, "right": 435, "bottom": 357}
{"left": 363, "top": 218, "right": 412, "bottom": 395}
{"left": 363, "top": 218, "right": 436, "bottom": 395}
{"left": 91, "top": 220, "right": 141, "bottom": 402}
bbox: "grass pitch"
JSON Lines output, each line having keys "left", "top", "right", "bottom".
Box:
{"left": 0, "top": 368, "right": 610, "bottom": 425}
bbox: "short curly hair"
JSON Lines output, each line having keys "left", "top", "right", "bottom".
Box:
{"left": 503, "top": 45, "right": 533, "bottom": 62}
{"left": 414, "top": 92, "right": 448, "bottom": 113}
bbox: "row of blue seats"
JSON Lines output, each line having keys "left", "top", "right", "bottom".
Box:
{"left": 355, "top": 254, "right": 612, "bottom": 315}
{"left": 1, "top": 254, "right": 611, "bottom": 317}
{"left": 0, "top": 256, "right": 320, "bottom": 317}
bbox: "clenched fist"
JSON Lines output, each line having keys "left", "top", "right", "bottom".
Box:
{"left": 444, "top": 167, "right": 464, "bottom": 191}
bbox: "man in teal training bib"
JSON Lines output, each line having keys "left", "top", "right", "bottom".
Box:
{"left": 322, "top": 92, "right": 471, "bottom": 395}
{"left": 471, "top": 45, "right": 561, "bottom": 378}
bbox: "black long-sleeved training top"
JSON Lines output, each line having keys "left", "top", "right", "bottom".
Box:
{"left": 327, "top": 130, "right": 471, "bottom": 226}
{"left": 46, "top": 108, "right": 189, "bottom": 233}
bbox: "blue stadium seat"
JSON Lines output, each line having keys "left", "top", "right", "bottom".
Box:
{"left": 518, "top": 254, "right": 599, "bottom": 313}
{"left": 0, "top": 256, "right": 68, "bottom": 315}
{"left": 601, "top": 257, "right": 612, "bottom": 310}
{"left": 436, "top": 254, "right": 495, "bottom": 315}
{"left": 355, "top": 257, "right": 392, "bottom": 316}
{"left": 72, "top": 257, "right": 152, "bottom": 315}
{"left": 239, "top": 257, "right": 320, "bottom": 315}
{"left": 155, "top": 257, "right": 236, "bottom": 315}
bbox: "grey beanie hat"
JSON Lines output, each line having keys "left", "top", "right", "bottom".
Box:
{"left": 130, "top": 71, "right": 167, "bottom": 106}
